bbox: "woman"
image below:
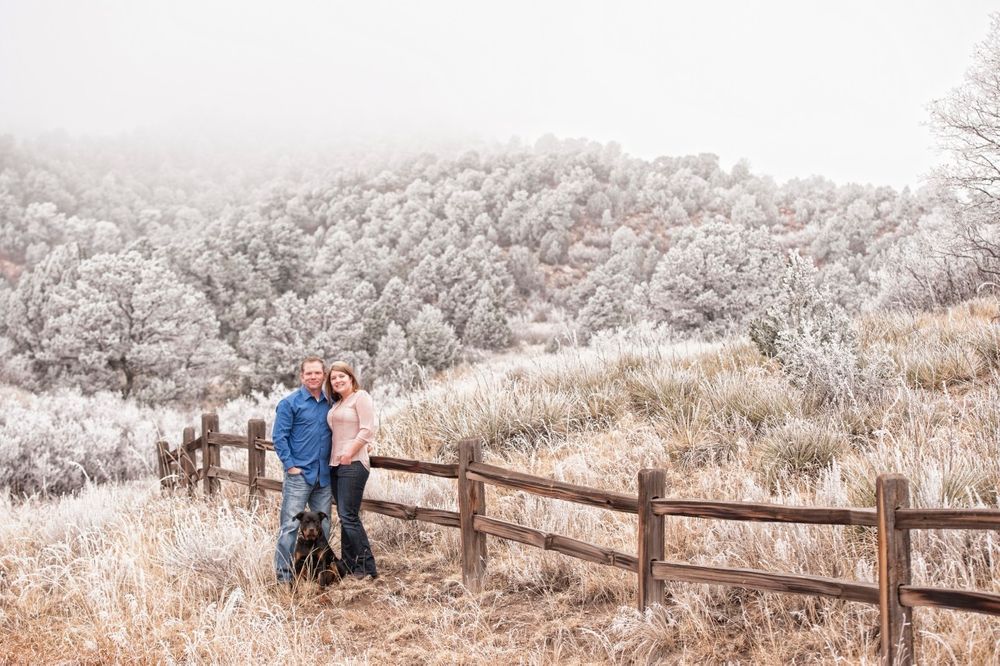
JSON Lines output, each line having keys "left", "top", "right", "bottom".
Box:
{"left": 325, "top": 361, "right": 378, "bottom": 580}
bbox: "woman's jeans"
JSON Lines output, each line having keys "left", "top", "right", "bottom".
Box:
{"left": 274, "top": 471, "right": 332, "bottom": 583}
{"left": 332, "top": 461, "right": 377, "bottom": 576}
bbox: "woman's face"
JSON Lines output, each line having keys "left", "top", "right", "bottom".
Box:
{"left": 329, "top": 370, "right": 354, "bottom": 395}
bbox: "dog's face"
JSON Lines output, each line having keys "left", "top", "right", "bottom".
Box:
{"left": 294, "top": 511, "right": 327, "bottom": 540}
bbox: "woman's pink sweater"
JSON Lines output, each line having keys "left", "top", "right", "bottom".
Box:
{"left": 327, "top": 390, "right": 374, "bottom": 469}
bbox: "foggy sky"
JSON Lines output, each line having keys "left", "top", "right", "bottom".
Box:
{"left": 1, "top": 0, "right": 998, "bottom": 188}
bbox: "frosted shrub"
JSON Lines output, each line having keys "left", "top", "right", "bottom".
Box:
{"left": 876, "top": 212, "right": 982, "bottom": 310}
{"left": 751, "top": 251, "right": 895, "bottom": 405}
{"left": 749, "top": 250, "right": 849, "bottom": 360}
{"left": 0, "top": 390, "right": 160, "bottom": 495}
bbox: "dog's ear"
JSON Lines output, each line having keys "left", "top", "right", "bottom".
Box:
{"left": 318, "top": 512, "right": 328, "bottom": 521}
{"left": 293, "top": 511, "right": 304, "bottom": 522}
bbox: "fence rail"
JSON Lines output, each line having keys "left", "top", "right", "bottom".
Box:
{"left": 650, "top": 498, "right": 878, "bottom": 526}
{"left": 155, "top": 414, "right": 1000, "bottom": 666}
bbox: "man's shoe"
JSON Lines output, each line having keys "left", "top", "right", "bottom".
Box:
{"left": 351, "top": 571, "right": 366, "bottom": 580}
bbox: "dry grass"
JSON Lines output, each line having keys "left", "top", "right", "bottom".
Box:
{"left": 5, "top": 301, "right": 1000, "bottom": 662}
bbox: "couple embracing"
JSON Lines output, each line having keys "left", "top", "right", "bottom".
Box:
{"left": 272, "top": 356, "right": 377, "bottom": 584}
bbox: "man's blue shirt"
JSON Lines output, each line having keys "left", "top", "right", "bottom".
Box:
{"left": 272, "top": 386, "right": 332, "bottom": 487}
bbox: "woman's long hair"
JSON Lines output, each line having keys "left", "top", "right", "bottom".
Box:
{"left": 324, "top": 361, "right": 360, "bottom": 402}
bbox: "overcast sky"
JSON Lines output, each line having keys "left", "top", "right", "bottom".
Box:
{"left": 1, "top": 0, "right": 998, "bottom": 188}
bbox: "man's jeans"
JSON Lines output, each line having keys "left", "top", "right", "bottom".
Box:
{"left": 274, "top": 471, "right": 333, "bottom": 583}
{"left": 332, "top": 461, "right": 377, "bottom": 577}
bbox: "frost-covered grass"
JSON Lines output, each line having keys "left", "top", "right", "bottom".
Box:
{"left": 4, "top": 300, "right": 1000, "bottom": 662}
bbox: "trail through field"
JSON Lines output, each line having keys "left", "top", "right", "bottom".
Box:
{"left": 283, "top": 545, "right": 625, "bottom": 663}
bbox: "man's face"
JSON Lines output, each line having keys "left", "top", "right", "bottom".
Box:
{"left": 301, "top": 361, "right": 325, "bottom": 392}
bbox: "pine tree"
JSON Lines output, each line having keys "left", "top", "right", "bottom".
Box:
{"left": 577, "top": 285, "right": 627, "bottom": 342}
{"left": 2, "top": 243, "right": 81, "bottom": 386}
{"left": 465, "top": 282, "right": 512, "bottom": 350}
{"left": 238, "top": 292, "right": 311, "bottom": 390}
{"left": 407, "top": 304, "right": 460, "bottom": 372}
{"left": 374, "top": 322, "right": 420, "bottom": 387}
{"left": 376, "top": 276, "right": 420, "bottom": 328}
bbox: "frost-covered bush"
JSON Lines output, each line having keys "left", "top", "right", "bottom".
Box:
{"left": 0, "top": 385, "right": 288, "bottom": 496}
{"left": 0, "top": 389, "right": 164, "bottom": 495}
{"left": 876, "top": 212, "right": 984, "bottom": 310}
{"left": 751, "top": 251, "right": 895, "bottom": 405}
{"left": 749, "top": 251, "right": 849, "bottom": 359}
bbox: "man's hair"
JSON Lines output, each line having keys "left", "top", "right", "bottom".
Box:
{"left": 300, "top": 356, "right": 325, "bottom": 373}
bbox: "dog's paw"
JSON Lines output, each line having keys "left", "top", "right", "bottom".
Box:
{"left": 318, "top": 569, "right": 340, "bottom": 587}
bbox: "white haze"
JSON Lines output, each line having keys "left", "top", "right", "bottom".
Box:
{"left": 1, "top": 0, "right": 999, "bottom": 188}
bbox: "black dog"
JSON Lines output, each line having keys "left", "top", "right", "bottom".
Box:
{"left": 292, "top": 511, "right": 348, "bottom": 586}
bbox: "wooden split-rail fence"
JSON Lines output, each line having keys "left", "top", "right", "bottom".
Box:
{"left": 155, "top": 414, "right": 1000, "bottom": 665}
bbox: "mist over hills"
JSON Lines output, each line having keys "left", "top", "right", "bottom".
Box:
{"left": 0, "top": 131, "right": 971, "bottom": 402}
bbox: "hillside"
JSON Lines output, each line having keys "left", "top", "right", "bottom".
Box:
{"left": 1, "top": 133, "right": 963, "bottom": 405}
{"left": 3, "top": 300, "right": 1000, "bottom": 663}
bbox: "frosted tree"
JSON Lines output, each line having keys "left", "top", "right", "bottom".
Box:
{"left": 930, "top": 15, "right": 1000, "bottom": 273}
{"left": 569, "top": 226, "right": 658, "bottom": 315}
{"left": 310, "top": 289, "right": 370, "bottom": 379}
{"left": 170, "top": 211, "right": 311, "bottom": 340}
{"left": 42, "top": 250, "right": 234, "bottom": 402}
{"left": 64, "top": 216, "right": 123, "bottom": 257}
{"left": 238, "top": 292, "right": 313, "bottom": 390}
{"left": 376, "top": 276, "right": 420, "bottom": 329}
{"left": 0, "top": 202, "right": 64, "bottom": 264}
{"left": 408, "top": 240, "right": 513, "bottom": 340}
{"left": 373, "top": 321, "right": 420, "bottom": 388}
{"left": 1, "top": 243, "right": 81, "bottom": 386}
{"left": 408, "top": 253, "right": 444, "bottom": 305}
{"left": 577, "top": 285, "right": 628, "bottom": 342}
{"left": 407, "top": 304, "right": 460, "bottom": 372}
{"left": 507, "top": 245, "right": 543, "bottom": 295}
{"left": 311, "top": 227, "right": 355, "bottom": 279}
{"left": 539, "top": 229, "right": 568, "bottom": 264}
{"left": 876, "top": 212, "right": 981, "bottom": 309}
{"left": 239, "top": 288, "right": 367, "bottom": 390}
{"left": 464, "top": 281, "right": 512, "bottom": 350}
{"left": 347, "top": 280, "right": 381, "bottom": 355}
{"left": 647, "top": 221, "right": 784, "bottom": 336}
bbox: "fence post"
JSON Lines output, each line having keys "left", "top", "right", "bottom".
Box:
{"left": 877, "top": 474, "right": 913, "bottom": 665}
{"left": 180, "top": 426, "right": 196, "bottom": 495}
{"left": 247, "top": 419, "right": 266, "bottom": 508}
{"left": 458, "top": 438, "right": 487, "bottom": 593}
{"left": 155, "top": 441, "right": 170, "bottom": 493}
{"left": 637, "top": 468, "right": 666, "bottom": 610}
{"left": 201, "top": 413, "right": 220, "bottom": 497}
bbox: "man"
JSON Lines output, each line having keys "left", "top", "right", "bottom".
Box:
{"left": 272, "top": 356, "right": 333, "bottom": 584}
